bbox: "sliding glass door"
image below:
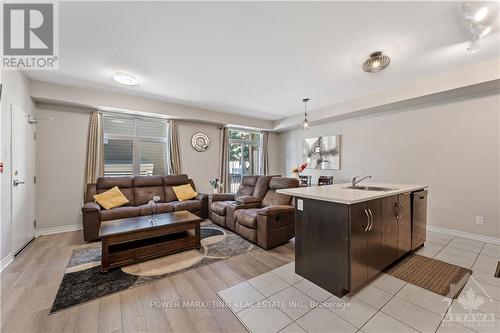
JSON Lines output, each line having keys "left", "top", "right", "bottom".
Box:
{"left": 228, "top": 130, "right": 261, "bottom": 193}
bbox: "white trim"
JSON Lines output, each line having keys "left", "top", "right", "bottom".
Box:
{"left": 0, "top": 254, "right": 14, "bottom": 272}
{"left": 428, "top": 225, "right": 500, "bottom": 245}
{"left": 35, "top": 224, "right": 83, "bottom": 237}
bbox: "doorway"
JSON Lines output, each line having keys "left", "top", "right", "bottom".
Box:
{"left": 11, "top": 105, "right": 35, "bottom": 255}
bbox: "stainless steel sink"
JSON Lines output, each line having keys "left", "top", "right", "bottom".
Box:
{"left": 344, "top": 186, "right": 397, "bottom": 191}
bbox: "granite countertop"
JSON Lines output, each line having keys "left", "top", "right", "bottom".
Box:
{"left": 276, "top": 182, "right": 428, "bottom": 205}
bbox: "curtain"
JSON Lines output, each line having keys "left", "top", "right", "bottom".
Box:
{"left": 84, "top": 111, "right": 104, "bottom": 196}
{"left": 219, "top": 127, "right": 229, "bottom": 192}
{"left": 168, "top": 120, "right": 182, "bottom": 174}
{"left": 260, "top": 131, "right": 269, "bottom": 175}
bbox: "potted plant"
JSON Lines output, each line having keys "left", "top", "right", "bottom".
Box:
{"left": 291, "top": 163, "right": 307, "bottom": 179}
{"left": 209, "top": 178, "right": 223, "bottom": 193}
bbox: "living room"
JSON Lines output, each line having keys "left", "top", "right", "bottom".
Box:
{"left": 1, "top": 1, "right": 499, "bottom": 333}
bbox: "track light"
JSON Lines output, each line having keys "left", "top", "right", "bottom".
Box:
{"left": 479, "top": 25, "right": 491, "bottom": 38}
{"left": 474, "top": 7, "right": 488, "bottom": 22}
{"left": 462, "top": 2, "right": 493, "bottom": 53}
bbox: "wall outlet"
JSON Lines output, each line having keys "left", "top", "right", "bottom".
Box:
{"left": 475, "top": 216, "right": 485, "bottom": 225}
{"left": 297, "top": 199, "right": 303, "bottom": 211}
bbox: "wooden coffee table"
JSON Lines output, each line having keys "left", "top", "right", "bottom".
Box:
{"left": 98, "top": 211, "right": 202, "bottom": 272}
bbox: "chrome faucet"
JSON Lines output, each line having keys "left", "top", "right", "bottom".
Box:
{"left": 352, "top": 175, "right": 372, "bottom": 186}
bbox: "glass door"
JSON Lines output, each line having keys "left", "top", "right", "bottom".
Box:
{"left": 228, "top": 142, "right": 261, "bottom": 193}
{"left": 229, "top": 142, "right": 243, "bottom": 193}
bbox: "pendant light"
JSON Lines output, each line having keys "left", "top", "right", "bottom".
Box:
{"left": 302, "top": 98, "right": 311, "bottom": 130}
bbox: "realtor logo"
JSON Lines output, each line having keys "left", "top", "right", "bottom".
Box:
{"left": 2, "top": 2, "right": 58, "bottom": 69}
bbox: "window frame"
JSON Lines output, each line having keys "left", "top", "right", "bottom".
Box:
{"left": 228, "top": 128, "right": 263, "bottom": 192}
{"left": 102, "top": 113, "right": 169, "bottom": 177}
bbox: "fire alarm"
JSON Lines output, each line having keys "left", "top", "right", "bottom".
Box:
{"left": 0, "top": 162, "right": 3, "bottom": 173}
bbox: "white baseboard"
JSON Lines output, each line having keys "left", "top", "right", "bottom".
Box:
{"left": 35, "top": 224, "right": 83, "bottom": 237}
{"left": 428, "top": 225, "right": 500, "bottom": 245}
{"left": 0, "top": 253, "right": 14, "bottom": 272}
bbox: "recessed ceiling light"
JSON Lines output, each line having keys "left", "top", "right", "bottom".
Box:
{"left": 474, "top": 7, "right": 488, "bottom": 22}
{"left": 112, "top": 72, "right": 139, "bottom": 86}
{"left": 479, "top": 25, "right": 492, "bottom": 37}
{"left": 362, "top": 51, "right": 391, "bottom": 73}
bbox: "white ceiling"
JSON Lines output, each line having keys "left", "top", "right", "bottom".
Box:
{"left": 25, "top": 1, "right": 500, "bottom": 120}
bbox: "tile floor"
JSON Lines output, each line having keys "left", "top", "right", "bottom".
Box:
{"left": 217, "top": 232, "right": 500, "bottom": 333}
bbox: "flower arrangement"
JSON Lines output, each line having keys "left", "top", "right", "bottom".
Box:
{"left": 291, "top": 163, "right": 308, "bottom": 174}
{"left": 209, "top": 178, "right": 224, "bottom": 193}
{"left": 291, "top": 163, "right": 307, "bottom": 179}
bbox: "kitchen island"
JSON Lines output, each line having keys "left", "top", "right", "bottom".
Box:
{"left": 277, "top": 182, "right": 428, "bottom": 297}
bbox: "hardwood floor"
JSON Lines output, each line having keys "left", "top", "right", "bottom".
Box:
{"left": 1, "top": 231, "right": 294, "bottom": 333}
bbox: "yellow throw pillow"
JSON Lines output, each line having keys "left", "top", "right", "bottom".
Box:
{"left": 172, "top": 184, "right": 198, "bottom": 201}
{"left": 93, "top": 186, "right": 129, "bottom": 210}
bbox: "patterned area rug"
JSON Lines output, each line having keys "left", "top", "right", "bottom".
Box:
{"left": 50, "top": 223, "right": 254, "bottom": 313}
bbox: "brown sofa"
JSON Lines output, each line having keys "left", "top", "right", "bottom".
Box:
{"left": 209, "top": 176, "right": 299, "bottom": 249}
{"left": 209, "top": 175, "right": 274, "bottom": 230}
{"left": 82, "top": 174, "right": 208, "bottom": 241}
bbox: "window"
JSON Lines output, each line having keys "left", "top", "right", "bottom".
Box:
{"left": 103, "top": 115, "right": 168, "bottom": 177}
{"left": 228, "top": 129, "right": 261, "bottom": 193}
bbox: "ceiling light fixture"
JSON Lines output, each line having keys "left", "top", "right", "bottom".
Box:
{"left": 479, "top": 25, "right": 492, "bottom": 37}
{"left": 362, "top": 51, "right": 390, "bottom": 73}
{"left": 112, "top": 72, "right": 139, "bottom": 86}
{"left": 462, "top": 2, "right": 494, "bottom": 53}
{"left": 474, "top": 7, "right": 488, "bottom": 22}
{"left": 302, "top": 98, "right": 311, "bottom": 130}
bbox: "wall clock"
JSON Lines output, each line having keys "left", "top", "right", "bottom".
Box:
{"left": 191, "top": 132, "right": 210, "bottom": 152}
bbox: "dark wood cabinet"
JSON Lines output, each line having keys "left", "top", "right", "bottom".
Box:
{"left": 397, "top": 193, "right": 412, "bottom": 256}
{"left": 295, "top": 198, "right": 350, "bottom": 296}
{"left": 295, "top": 191, "right": 423, "bottom": 297}
{"left": 350, "top": 202, "right": 370, "bottom": 290}
{"left": 349, "top": 199, "right": 382, "bottom": 290}
{"left": 380, "top": 193, "right": 412, "bottom": 268}
{"left": 381, "top": 196, "right": 400, "bottom": 268}
{"left": 366, "top": 199, "right": 383, "bottom": 279}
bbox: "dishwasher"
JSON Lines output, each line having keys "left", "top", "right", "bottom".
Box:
{"left": 411, "top": 190, "right": 428, "bottom": 250}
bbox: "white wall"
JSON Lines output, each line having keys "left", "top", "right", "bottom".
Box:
{"left": 0, "top": 70, "right": 36, "bottom": 263}
{"left": 278, "top": 91, "right": 500, "bottom": 238}
{"left": 177, "top": 121, "right": 221, "bottom": 194}
{"left": 267, "top": 132, "right": 282, "bottom": 176}
{"left": 34, "top": 109, "right": 277, "bottom": 230}
{"left": 35, "top": 105, "right": 90, "bottom": 230}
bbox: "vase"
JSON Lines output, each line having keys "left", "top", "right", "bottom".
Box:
{"left": 213, "top": 188, "right": 218, "bottom": 194}
{"left": 292, "top": 172, "right": 299, "bottom": 179}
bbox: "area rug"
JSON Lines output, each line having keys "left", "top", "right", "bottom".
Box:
{"left": 385, "top": 253, "right": 472, "bottom": 299}
{"left": 50, "top": 223, "right": 254, "bottom": 313}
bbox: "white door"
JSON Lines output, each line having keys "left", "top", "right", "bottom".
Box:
{"left": 11, "top": 106, "right": 35, "bottom": 254}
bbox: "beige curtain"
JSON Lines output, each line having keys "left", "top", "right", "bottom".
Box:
{"left": 84, "top": 111, "right": 104, "bottom": 195}
{"left": 260, "top": 131, "right": 269, "bottom": 175}
{"left": 219, "top": 127, "right": 229, "bottom": 192}
{"left": 168, "top": 120, "right": 182, "bottom": 174}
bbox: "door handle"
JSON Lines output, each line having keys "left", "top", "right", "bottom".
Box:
{"left": 364, "top": 209, "right": 370, "bottom": 231}
{"left": 395, "top": 200, "right": 402, "bottom": 221}
{"left": 368, "top": 209, "right": 374, "bottom": 231}
{"left": 13, "top": 180, "right": 25, "bottom": 186}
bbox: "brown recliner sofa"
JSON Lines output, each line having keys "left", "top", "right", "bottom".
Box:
{"left": 209, "top": 175, "right": 274, "bottom": 230}
{"left": 233, "top": 177, "right": 299, "bottom": 249}
{"left": 209, "top": 176, "right": 299, "bottom": 249}
{"left": 82, "top": 174, "right": 208, "bottom": 241}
